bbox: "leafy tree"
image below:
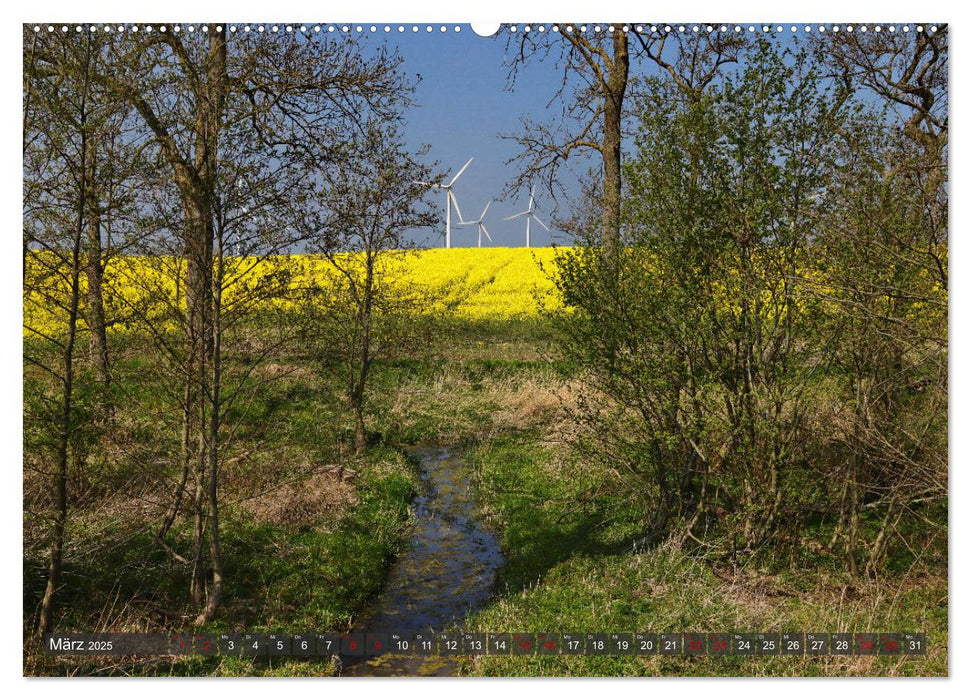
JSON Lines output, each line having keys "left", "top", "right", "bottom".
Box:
{"left": 554, "top": 40, "right": 854, "bottom": 552}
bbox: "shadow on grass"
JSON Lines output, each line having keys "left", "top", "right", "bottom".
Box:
{"left": 469, "top": 435, "right": 649, "bottom": 594}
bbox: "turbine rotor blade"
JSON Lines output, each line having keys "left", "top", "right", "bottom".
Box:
{"left": 480, "top": 200, "right": 491, "bottom": 219}
{"left": 448, "top": 157, "right": 474, "bottom": 187}
{"left": 449, "top": 190, "right": 464, "bottom": 223}
{"left": 505, "top": 211, "right": 530, "bottom": 221}
{"left": 532, "top": 213, "right": 551, "bottom": 232}
{"left": 482, "top": 224, "right": 492, "bottom": 242}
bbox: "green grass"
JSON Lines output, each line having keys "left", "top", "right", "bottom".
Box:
{"left": 23, "top": 316, "right": 560, "bottom": 676}
{"left": 461, "top": 436, "right": 948, "bottom": 677}
{"left": 23, "top": 315, "right": 949, "bottom": 677}
{"left": 25, "top": 448, "right": 419, "bottom": 676}
{"left": 468, "top": 436, "right": 646, "bottom": 592}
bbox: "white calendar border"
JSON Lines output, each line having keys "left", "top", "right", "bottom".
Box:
{"left": 3, "top": 0, "right": 961, "bottom": 697}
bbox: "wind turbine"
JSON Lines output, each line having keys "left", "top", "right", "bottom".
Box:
{"left": 415, "top": 157, "right": 473, "bottom": 249}
{"left": 505, "top": 186, "right": 550, "bottom": 248}
{"left": 458, "top": 201, "right": 493, "bottom": 247}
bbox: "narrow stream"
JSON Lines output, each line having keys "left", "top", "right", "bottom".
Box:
{"left": 340, "top": 444, "right": 502, "bottom": 676}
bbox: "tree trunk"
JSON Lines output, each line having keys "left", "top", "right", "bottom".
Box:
{"left": 866, "top": 496, "right": 901, "bottom": 578}
{"left": 195, "top": 244, "right": 225, "bottom": 626}
{"left": 846, "top": 461, "right": 860, "bottom": 577}
{"left": 351, "top": 322, "right": 371, "bottom": 454}
{"left": 353, "top": 397, "right": 367, "bottom": 453}
{"left": 601, "top": 30, "right": 629, "bottom": 251}
{"left": 184, "top": 194, "right": 213, "bottom": 609}
{"left": 36, "top": 278, "right": 79, "bottom": 640}
{"left": 36, "top": 126, "right": 86, "bottom": 641}
{"left": 351, "top": 253, "right": 375, "bottom": 454}
{"left": 187, "top": 25, "right": 228, "bottom": 621}
{"left": 94, "top": 21, "right": 229, "bottom": 619}
{"left": 190, "top": 437, "right": 207, "bottom": 606}
{"left": 157, "top": 379, "right": 192, "bottom": 547}
{"left": 83, "top": 133, "right": 110, "bottom": 386}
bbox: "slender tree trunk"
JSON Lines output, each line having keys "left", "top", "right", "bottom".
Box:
{"left": 185, "top": 190, "right": 213, "bottom": 609}
{"left": 351, "top": 322, "right": 372, "bottom": 454}
{"left": 83, "top": 133, "right": 110, "bottom": 386}
{"left": 190, "top": 434, "right": 207, "bottom": 605}
{"left": 157, "top": 380, "right": 193, "bottom": 546}
{"left": 196, "top": 245, "right": 224, "bottom": 626}
{"left": 352, "top": 256, "right": 374, "bottom": 453}
{"left": 829, "top": 479, "right": 849, "bottom": 550}
{"left": 601, "top": 30, "right": 629, "bottom": 251}
{"left": 36, "top": 266, "right": 80, "bottom": 640}
{"left": 184, "top": 184, "right": 215, "bottom": 608}
{"left": 866, "top": 495, "right": 901, "bottom": 578}
{"left": 36, "top": 125, "right": 87, "bottom": 642}
{"left": 187, "top": 24, "right": 228, "bottom": 620}
{"left": 352, "top": 397, "right": 367, "bottom": 453}
{"left": 36, "top": 43, "right": 93, "bottom": 640}
{"left": 846, "top": 457, "right": 861, "bottom": 576}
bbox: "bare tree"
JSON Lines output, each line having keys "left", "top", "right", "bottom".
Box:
{"left": 84, "top": 25, "right": 414, "bottom": 624}
{"left": 23, "top": 27, "right": 104, "bottom": 639}
{"left": 819, "top": 25, "right": 947, "bottom": 192}
{"left": 505, "top": 25, "right": 748, "bottom": 250}
{"left": 304, "top": 121, "right": 438, "bottom": 452}
{"left": 503, "top": 24, "right": 628, "bottom": 249}
{"left": 26, "top": 29, "right": 134, "bottom": 389}
{"left": 631, "top": 27, "right": 748, "bottom": 103}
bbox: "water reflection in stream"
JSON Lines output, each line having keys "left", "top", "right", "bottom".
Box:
{"left": 341, "top": 445, "right": 502, "bottom": 676}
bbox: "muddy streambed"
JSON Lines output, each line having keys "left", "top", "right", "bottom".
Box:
{"left": 341, "top": 444, "right": 502, "bottom": 676}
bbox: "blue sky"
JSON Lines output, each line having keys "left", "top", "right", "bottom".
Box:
{"left": 354, "top": 27, "right": 888, "bottom": 249}
{"left": 381, "top": 29, "right": 590, "bottom": 248}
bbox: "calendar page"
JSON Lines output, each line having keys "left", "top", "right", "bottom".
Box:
{"left": 21, "top": 11, "right": 948, "bottom": 680}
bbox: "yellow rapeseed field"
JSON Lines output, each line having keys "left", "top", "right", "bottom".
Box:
{"left": 25, "top": 245, "right": 946, "bottom": 341}
{"left": 380, "top": 247, "right": 562, "bottom": 318}
{"left": 24, "top": 247, "right": 565, "bottom": 338}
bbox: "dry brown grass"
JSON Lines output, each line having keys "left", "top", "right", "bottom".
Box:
{"left": 237, "top": 467, "right": 357, "bottom": 531}
{"left": 256, "top": 362, "right": 315, "bottom": 380}
{"left": 484, "top": 373, "right": 586, "bottom": 441}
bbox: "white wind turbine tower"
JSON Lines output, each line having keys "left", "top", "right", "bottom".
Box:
{"left": 505, "top": 186, "right": 550, "bottom": 248}
{"left": 415, "top": 157, "right": 473, "bottom": 249}
{"left": 458, "top": 201, "right": 493, "bottom": 247}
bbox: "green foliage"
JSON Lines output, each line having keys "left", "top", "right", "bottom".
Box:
{"left": 24, "top": 447, "right": 418, "bottom": 676}
{"left": 551, "top": 38, "right": 947, "bottom": 572}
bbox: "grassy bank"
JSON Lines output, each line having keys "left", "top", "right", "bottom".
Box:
{"left": 23, "top": 333, "right": 428, "bottom": 676}
{"left": 24, "top": 444, "right": 419, "bottom": 676}
{"left": 461, "top": 436, "right": 948, "bottom": 676}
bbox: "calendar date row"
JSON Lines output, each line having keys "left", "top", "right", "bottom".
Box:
{"left": 46, "top": 631, "right": 926, "bottom": 657}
